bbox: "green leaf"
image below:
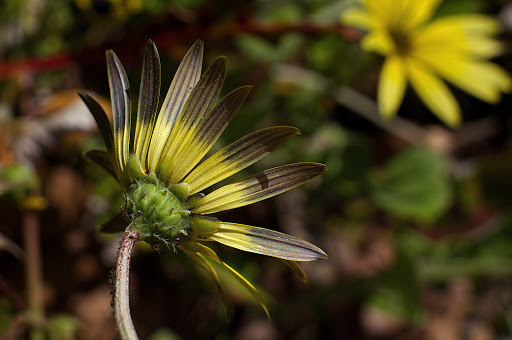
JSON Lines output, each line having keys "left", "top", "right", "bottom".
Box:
{"left": 434, "top": 0, "right": 481, "bottom": 18}
{"left": 0, "top": 163, "right": 40, "bottom": 200}
{"left": 258, "top": 2, "right": 301, "bottom": 23}
{"left": 47, "top": 314, "right": 80, "bottom": 340}
{"left": 236, "top": 35, "right": 279, "bottom": 63}
{"left": 365, "top": 250, "right": 423, "bottom": 324}
{"left": 236, "top": 34, "right": 302, "bottom": 63}
{"left": 369, "top": 146, "right": 452, "bottom": 222}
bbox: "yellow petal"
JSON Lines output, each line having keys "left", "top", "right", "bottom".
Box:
{"left": 362, "top": 0, "right": 397, "bottom": 26}
{"left": 147, "top": 40, "right": 204, "bottom": 173}
{"left": 106, "top": 50, "right": 131, "bottom": 172}
{"left": 166, "top": 86, "right": 251, "bottom": 185}
{"left": 361, "top": 29, "right": 395, "bottom": 55}
{"left": 415, "top": 51, "right": 512, "bottom": 103}
{"left": 406, "top": 59, "right": 461, "bottom": 127}
{"left": 378, "top": 55, "right": 407, "bottom": 119}
{"left": 280, "top": 260, "right": 308, "bottom": 283}
{"left": 428, "top": 14, "right": 502, "bottom": 35}
{"left": 415, "top": 20, "right": 504, "bottom": 58}
{"left": 191, "top": 242, "right": 271, "bottom": 321}
{"left": 207, "top": 222, "right": 327, "bottom": 261}
{"left": 191, "top": 163, "right": 326, "bottom": 215}
{"left": 362, "top": 0, "right": 436, "bottom": 29}
{"left": 134, "top": 40, "right": 160, "bottom": 170}
{"left": 156, "top": 57, "right": 227, "bottom": 184}
{"left": 184, "top": 126, "right": 300, "bottom": 195}
{"left": 178, "top": 243, "right": 232, "bottom": 319}
{"left": 341, "top": 8, "right": 371, "bottom": 29}
{"left": 405, "top": 0, "right": 441, "bottom": 27}
{"left": 415, "top": 14, "right": 502, "bottom": 48}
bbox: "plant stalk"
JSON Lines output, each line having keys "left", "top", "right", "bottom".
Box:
{"left": 22, "top": 212, "right": 44, "bottom": 340}
{"left": 114, "top": 229, "right": 140, "bottom": 340}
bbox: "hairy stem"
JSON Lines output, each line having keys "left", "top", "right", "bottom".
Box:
{"left": 115, "top": 229, "right": 140, "bottom": 340}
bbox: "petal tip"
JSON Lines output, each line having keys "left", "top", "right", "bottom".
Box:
{"left": 318, "top": 250, "right": 328, "bottom": 260}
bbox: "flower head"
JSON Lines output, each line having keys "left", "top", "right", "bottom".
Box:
{"left": 80, "top": 40, "right": 327, "bottom": 317}
{"left": 342, "top": 0, "right": 511, "bottom": 127}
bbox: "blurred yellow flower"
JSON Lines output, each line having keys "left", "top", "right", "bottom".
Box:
{"left": 342, "top": 0, "right": 511, "bottom": 127}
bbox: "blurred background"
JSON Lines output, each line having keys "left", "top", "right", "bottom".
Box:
{"left": 2, "top": 0, "right": 512, "bottom": 339}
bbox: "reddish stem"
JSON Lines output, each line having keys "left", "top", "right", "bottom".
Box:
{"left": 114, "top": 228, "right": 140, "bottom": 340}
{"left": 0, "top": 19, "right": 359, "bottom": 78}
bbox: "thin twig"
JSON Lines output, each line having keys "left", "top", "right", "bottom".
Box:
{"left": 0, "top": 232, "right": 25, "bottom": 260}
{"left": 272, "top": 63, "right": 428, "bottom": 144}
{"left": 332, "top": 85, "right": 430, "bottom": 144}
{"left": 114, "top": 228, "right": 140, "bottom": 340}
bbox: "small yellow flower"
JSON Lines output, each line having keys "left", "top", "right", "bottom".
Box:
{"left": 342, "top": 0, "right": 511, "bottom": 127}
{"left": 80, "top": 40, "right": 327, "bottom": 318}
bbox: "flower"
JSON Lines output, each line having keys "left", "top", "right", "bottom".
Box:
{"left": 341, "top": 0, "right": 511, "bottom": 127}
{"left": 80, "top": 40, "right": 327, "bottom": 318}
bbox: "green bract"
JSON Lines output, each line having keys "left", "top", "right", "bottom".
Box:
{"left": 81, "top": 40, "right": 327, "bottom": 319}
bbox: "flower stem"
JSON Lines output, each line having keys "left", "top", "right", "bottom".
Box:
{"left": 114, "top": 229, "right": 140, "bottom": 340}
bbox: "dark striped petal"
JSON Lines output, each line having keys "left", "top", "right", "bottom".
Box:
{"left": 157, "top": 56, "right": 227, "bottom": 184}
{"left": 281, "top": 260, "right": 308, "bottom": 283}
{"left": 184, "top": 126, "right": 300, "bottom": 195}
{"left": 106, "top": 50, "right": 131, "bottom": 172}
{"left": 134, "top": 40, "right": 161, "bottom": 169}
{"left": 83, "top": 149, "right": 118, "bottom": 181}
{"left": 147, "top": 40, "right": 204, "bottom": 173}
{"left": 191, "top": 163, "right": 326, "bottom": 214}
{"left": 209, "top": 222, "right": 327, "bottom": 261}
{"left": 78, "top": 92, "right": 114, "bottom": 155}
{"left": 168, "top": 85, "right": 252, "bottom": 184}
{"left": 178, "top": 242, "right": 232, "bottom": 320}
{"left": 193, "top": 241, "right": 270, "bottom": 321}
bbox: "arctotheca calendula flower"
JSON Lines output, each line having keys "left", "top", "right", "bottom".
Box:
{"left": 80, "top": 40, "right": 327, "bottom": 318}
{"left": 341, "top": 0, "right": 512, "bottom": 127}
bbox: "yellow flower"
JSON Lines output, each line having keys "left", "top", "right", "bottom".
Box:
{"left": 80, "top": 40, "right": 327, "bottom": 319}
{"left": 342, "top": 0, "right": 511, "bottom": 127}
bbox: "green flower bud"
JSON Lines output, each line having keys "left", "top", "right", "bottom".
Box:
{"left": 124, "top": 174, "right": 191, "bottom": 248}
